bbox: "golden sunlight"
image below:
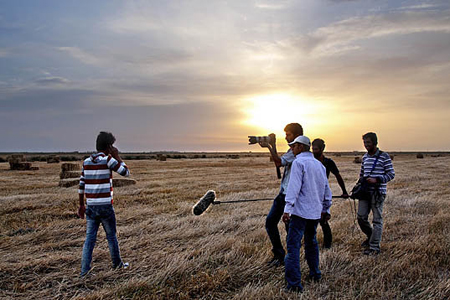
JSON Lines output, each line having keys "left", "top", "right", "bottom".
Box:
{"left": 242, "top": 94, "right": 321, "bottom": 133}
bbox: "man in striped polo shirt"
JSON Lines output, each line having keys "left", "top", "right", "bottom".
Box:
{"left": 78, "top": 131, "right": 130, "bottom": 276}
{"left": 357, "top": 132, "right": 395, "bottom": 255}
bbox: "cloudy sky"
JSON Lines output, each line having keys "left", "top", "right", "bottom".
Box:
{"left": 1, "top": 0, "right": 449, "bottom": 152}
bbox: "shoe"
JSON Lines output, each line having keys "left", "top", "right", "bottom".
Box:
{"left": 363, "top": 249, "right": 380, "bottom": 256}
{"left": 283, "top": 286, "right": 303, "bottom": 294}
{"left": 360, "top": 239, "right": 370, "bottom": 248}
{"left": 114, "top": 261, "right": 130, "bottom": 270}
{"left": 307, "top": 275, "right": 322, "bottom": 282}
{"left": 267, "top": 257, "right": 284, "bottom": 267}
{"left": 323, "top": 244, "right": 332, "bottom": 249}
{"left": 79, "top": 267, "right": 95, "bottom": 278}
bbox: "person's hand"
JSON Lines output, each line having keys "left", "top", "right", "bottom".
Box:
{"left": 282, "top": 213, "right": 290, "bottom": 224}
{"left": 109, "top": 146, "right": 122, "bottom": 162}
{"left": 321, "top": 212, "right": 331, "bottom": 222}
{"left": 342, "top": 193, "right": 349, "bottom": 198}
{"left": 258, "top": 141, "right": 270, "bottom": 148}
{"left": 366, "top": 177, "right": 377, "bottom": 184}
{"left": 78, "top": 205, "right": 86, "bottom": 219}
{"left": 109, "top": 145, "right": 119, "bottom": 157}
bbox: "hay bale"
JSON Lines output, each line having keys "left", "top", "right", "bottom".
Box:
{"left": 47, "top": 155, "right": 60, "bottom": 163}
{"left": 353, "top": 157, "right": 362, "bottom": 164}
{"left": 59, "top": 179, "right": 79, "bottom": 188}
{"left": 10, "top": 162, "right": 33, "bottom": 170}
{"left": 113, "top": 178, "right": 137, "bottom": 187}
{"left": 59, "top": 171, "right": 81, "bottom": 179}
{"left": 156, "top": 154, "right": 167, "bottom": 161}
{"left": 61, "top": 163, "right": 80, "bottom": 172}
{"left": 417, "top": 153, "right": 424, "bottom": 159}
{"left": 7, "top": 154, "right": 26, "bottom": 164}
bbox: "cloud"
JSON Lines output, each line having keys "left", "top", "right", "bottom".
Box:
{"left": 35, "top": 76, "right": 69, "bottom": 85}
{"left": 57, "top": 47, "right": 102, "bottom": 65}
{"left": 296, "top": 9, "right": 450, "bottom": 56}
{"left": 0, "top": 48, "right": 9, "bottom": 57}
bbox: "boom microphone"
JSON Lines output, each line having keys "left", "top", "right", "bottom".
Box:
{"left": 192, "top": 190, "right": 216, "bottom": 216}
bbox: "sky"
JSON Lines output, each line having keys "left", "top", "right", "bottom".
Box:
{"left": 1, "top": 0, "right": 449, "bottom": 152}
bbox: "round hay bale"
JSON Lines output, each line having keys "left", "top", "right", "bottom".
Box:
{"left": 353, "top": 157, "right": 362, "bottom": 164}
{"left": 156, "top": 154, "right": 167, "bottom": 161}
{"left": 61, "top": 163, "right": 80, "bottom": 172}
{"left": 416, "top": 153, "right": 424, "bottom": 159}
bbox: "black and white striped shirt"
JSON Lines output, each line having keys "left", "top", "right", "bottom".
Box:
{"left": 359, "top": 149, "right": 395, "bottom": 195}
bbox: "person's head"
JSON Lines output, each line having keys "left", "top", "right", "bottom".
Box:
{"left": 284, "top": 123, "right": 303, "bottom": 143}
{"left": 312, "top": 138, "right": 325, "bottom": 159}
{"left": 96, "top": 131, "right": 116, "bottom": 152}
{"left": 362, "top": 132, "right": 377, "bottom": 153}
{"left": 288, "top": 135, "right": 311, "bottom": 156}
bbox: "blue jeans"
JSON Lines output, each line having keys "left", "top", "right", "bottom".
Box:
{"left": 265, "top": 193, "right": 289, "bottom": 259}
{"left": 285, "top": 215, "right": 320, "bottom": 290}
{"left": 81, "top": 205, "right": 122, "bottom": 275}
{"left": 357, "top": 193, "right": 386, "bottom": 252}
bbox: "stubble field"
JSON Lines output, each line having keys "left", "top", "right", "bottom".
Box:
{"left": 0, "top": 153, "right": 449, "bottom": 299}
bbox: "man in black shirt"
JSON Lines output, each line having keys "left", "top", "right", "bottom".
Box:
{"left": 312, "top": 138, "right": 349, "bottom": 248}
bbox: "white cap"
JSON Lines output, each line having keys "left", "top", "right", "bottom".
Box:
{"left": 288, "top": 135, "right": 311, "bottom": 146}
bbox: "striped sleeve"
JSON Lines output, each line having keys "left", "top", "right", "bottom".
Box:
{"left": 378, "top": 152, "right": 395, "bottom": 183}
{"left": 78, "top": 165, "right": 85, "bottom": 194}
{"left": 107, "top": 155, "right": 130, "bottom": 177}
{"left": 359, "top": 158, "right": 365, "bottom": 178}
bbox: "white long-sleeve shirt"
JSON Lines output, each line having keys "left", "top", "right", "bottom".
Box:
{"left": 284, "top": 152, "right": 332, "bottom": 220}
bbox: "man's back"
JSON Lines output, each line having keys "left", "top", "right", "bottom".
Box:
{"left": 285, "top": 152, "right": 332, "bottom": 220}
{"left": 79, "top": 152, "right": 129, "bottom": 206}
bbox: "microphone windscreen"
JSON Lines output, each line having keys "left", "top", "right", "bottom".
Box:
{"left": 193, "top": 190, "right": 216, "bottom": 215}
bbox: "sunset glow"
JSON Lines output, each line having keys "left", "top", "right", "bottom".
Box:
{"left": 1, "top": 1, "right": 449, "bottom": 152}
{"left": 243, "top": 94, "right": 324, "bottom": 133}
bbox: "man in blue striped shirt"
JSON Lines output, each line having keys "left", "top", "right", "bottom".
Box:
{"left": 78, "top": 131, "right": 130, "bottom": 276}
{"left": 358, "top": 132, "right": 395, "bottom": 255}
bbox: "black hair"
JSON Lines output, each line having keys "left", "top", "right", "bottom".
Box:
{"left": 284, "top": 123, "right": 303, "bottom": 137}
{"left": 312, "top": 138, "right": 325, "bottom": 151}
{"left": 96, "top": 131, "right": 116, "bottom": 151}
{"left": 362, "top": 132, "right": 378, "bottom": 145}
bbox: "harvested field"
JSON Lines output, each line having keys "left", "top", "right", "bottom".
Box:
{"left": 0, "top": 154, "right": 449, "bottom": 299}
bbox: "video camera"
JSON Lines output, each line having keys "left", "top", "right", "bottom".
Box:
{"left": 248, "top": 134, "right": 276, "bottom": 145}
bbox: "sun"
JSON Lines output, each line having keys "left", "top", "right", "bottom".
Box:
{"left": 242, "top": 93, "right": 319, "bottom": 133}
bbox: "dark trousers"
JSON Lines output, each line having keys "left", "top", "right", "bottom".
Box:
{"left": 319, "top": 219, "right": 332, "bottom": 248}
{"left": 285, "top": 215, "right": 321, "bottom": 290}
{"left": 265, "top": 193, "right": 289, "bottom": 259}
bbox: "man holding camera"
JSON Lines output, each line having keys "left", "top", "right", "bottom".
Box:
{"left": 312, "top": 138, "right": 349, "bottom": 249}
{"left": 258, "top": 123, "right": 303, "bottom": 267}
{"left": 282, "top": 135, "right": 332, "bottom": 293}
{"left": 357, "top": 132, "right": 395, "bottom": 255}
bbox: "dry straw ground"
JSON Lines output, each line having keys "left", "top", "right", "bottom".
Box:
{"left": 0, "top": 154, "right": 449, "bottom": 300}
